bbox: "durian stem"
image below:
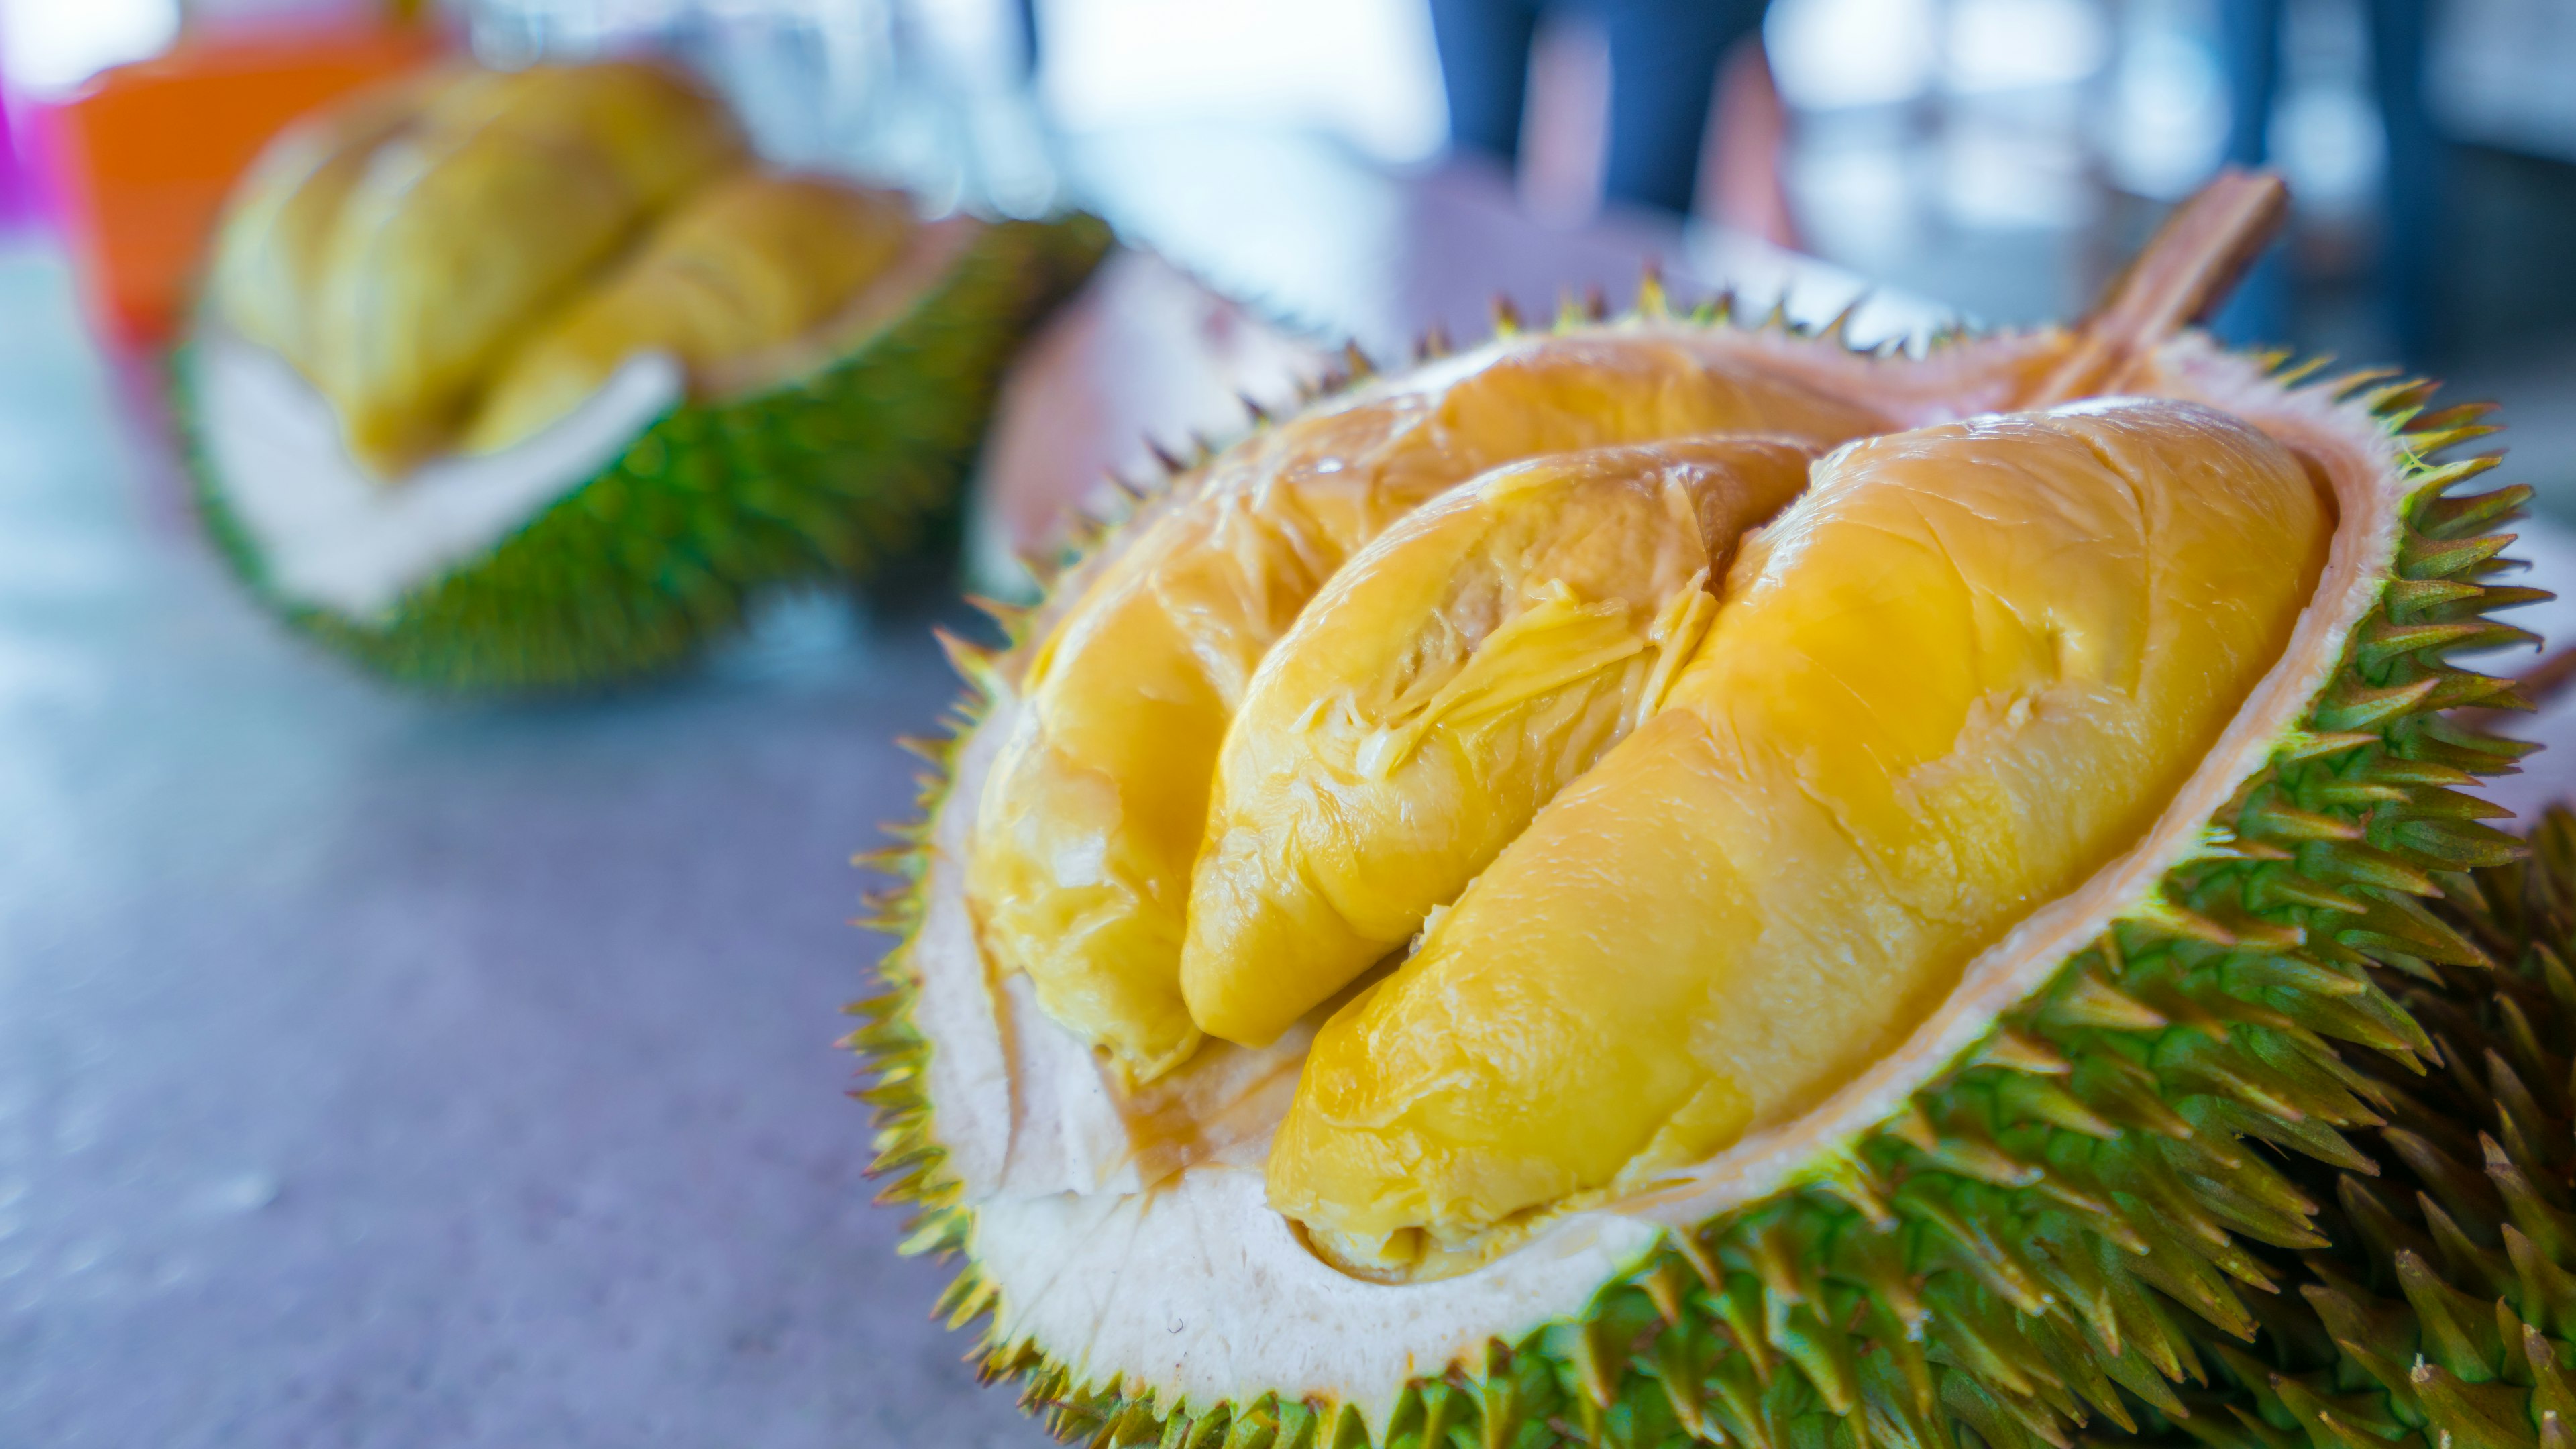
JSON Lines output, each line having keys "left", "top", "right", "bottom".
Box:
{"left": 2019, "top": 168, "right": 2291, "bottom": 409}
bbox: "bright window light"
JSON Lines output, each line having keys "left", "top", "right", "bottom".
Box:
{"left": 1036, "top": 0, "right": 1447, "bottom": 164}
{"left": 2103, "top": 21, "right": 2229, "bottom": 199}
{"left": 1945, "top": 0, "right": 2108, "bottom": 93}
{"left": 0, "top": 0, "right": 181, "bottom": 97}
{"left": 2273, "top": 83, "right": 2383, "bottom": 210}
{"left": 1767, "top": 0, "right": 1940, "bottom": 111}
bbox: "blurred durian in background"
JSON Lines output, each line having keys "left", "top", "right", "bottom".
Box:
{"left": 177, "top": 53, "right": 1106, "bottom": 692}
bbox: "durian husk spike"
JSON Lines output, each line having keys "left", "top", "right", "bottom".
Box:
{"left": 1821, "top": 294, "right": 1870, "bottom": 345}
{"left": 1634, "top": 266, "right": 1671, "bottom": 320}
{"left": 2107, "top": 807, "right": 2576, "bottom": 1449}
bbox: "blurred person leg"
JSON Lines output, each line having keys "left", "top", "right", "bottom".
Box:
{"left": 1593, "top": 0, "right": 1769, "bottom": 215}
{"left": 1705, "top": 30, "right": 1799, "bottom": 248}
{"left": 1015, "top": 0, "right": 1041, "bottom": 76}
{"left": 2212, "top": 0, "right": 2292, "bottom": 348}
{"left": 1430, "top": 0, "right": 1548, "bottom": 165}
{"left": 2369, "top": 0, "right": 2438, "bottom": 364}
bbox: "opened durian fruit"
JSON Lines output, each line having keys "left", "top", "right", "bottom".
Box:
{"left": 853, "top": 170, "right": 2561, "bottom": 1449}
{"left": 182, "top": 57, "right": 1108, "bottom": 691}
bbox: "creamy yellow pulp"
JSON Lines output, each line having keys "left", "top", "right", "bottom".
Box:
{"left": 965, "top": 339, "right": 1891, "bottom": 1085}
{"left": 1181, "top": 436, "right": 1817, "bottom": 1049}
{"left": 464, "top": 173, "right": 917, "bottom": 453}
{"left": 299, "top": 63, "right": 745, "bottom": 475}
{"left": 1265, "top": 398, "right": 2334, "bottom": 1277}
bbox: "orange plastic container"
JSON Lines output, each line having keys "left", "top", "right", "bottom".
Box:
{"left": 40, "top": 25, "right": 443, "bottom": 347}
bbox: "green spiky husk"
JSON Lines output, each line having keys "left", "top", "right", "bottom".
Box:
{"left": 2114, "top": 806, "right": 2576, "bottom": 1449}
{"left": 181, "top": 211, "right": 1110, "bottom": 694}
{"left": 848, "top": 292, "right": 2547, "bottom": 1449}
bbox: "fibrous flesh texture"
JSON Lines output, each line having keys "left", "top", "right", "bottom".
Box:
{"left": 1270, "top": 399, "right": 2336, "bottom": 1275}
{"left": 1182, "top": 435, "right": 1817, "bottom": 1049}
{"left": 967, "top": 343, "right": 2359, "bottom": 1270}
{"left": 207, "top": 59, "right": 930, "bottom": 477}
{"left": 966, "top": 340, "right": 1890, "bottom": 1085}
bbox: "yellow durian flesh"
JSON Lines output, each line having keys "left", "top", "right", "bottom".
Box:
{"left": 298, "top": 61, "right": 745, "bottom": 475}
{"left": 1265, "top": 398, "right": 2336, "bottom": 1277}
{"left": 965, "top": 338, "right": 1894, "bottom": 1087}
{"left": 407, "top": 62, "right": 741, "bottom": 215}
{"left": 1180, "top": 435, "right": 1817, "bottom": 1049}
{"left": 209, "top": 66, "right": 447, "bottom": 376}
{"left": 463, "top": 173, "right": 917, "bottom": 453}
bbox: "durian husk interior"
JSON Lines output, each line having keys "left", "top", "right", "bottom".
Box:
{"left": 207, "top": 57, "right": 943, "bottom": 476}
{"left": 855, "top": 241, "right": 2548, "bottom": 1447}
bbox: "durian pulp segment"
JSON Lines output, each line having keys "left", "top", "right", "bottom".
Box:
{"left": 209, "top": 66, "right": 449, "bottom": 376}
{"left": 407, "top": 63, "right": 741, "bottom": 213}
{"left": 195, "top": 215, "right": 983, "bottom": 619}
{"left": 1268, "top": 398, "right": 2337, "bottom": 1278}
{"left": 462, "top": 174, "right": 919, "bottom": 453}
{"left": 1180, "top": 436, "right": 1817, "bottom": 1049}
{"left": 965, "top": 339, "right": 1893, "bottom": 1087}
{"left": 286, "top": 62, "right": 745, "bottom": 474}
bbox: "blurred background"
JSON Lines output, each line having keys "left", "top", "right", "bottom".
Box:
{"left": 9, "top": 0, "right": 2576, "bottom": 484}
{"left": 7, "top": 0, "right": 2573, "bottom": 502}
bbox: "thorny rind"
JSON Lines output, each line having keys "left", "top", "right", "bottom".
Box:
{"left": 847, "top": 284, "right": 2548, "bottom": 1449}
{"left": 182, "top": 212, "right": 1113, "bottom": 694}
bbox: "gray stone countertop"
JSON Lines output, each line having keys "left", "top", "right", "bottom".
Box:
{"left": 0, "top": 232, "right": 1042, "bottom": 1444}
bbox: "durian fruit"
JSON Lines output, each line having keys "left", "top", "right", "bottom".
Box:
{"left": 184, "top": 58, "right": 1108, "bottom": 692}
{"left": 460, "top": 172, "right": 920, "bottom": 453}
{"left": 852, "top": 169, "right": 2552, "bottom": 1449}
{"left": 1183, "top": 435, "right": 1819, "bottom": 1049}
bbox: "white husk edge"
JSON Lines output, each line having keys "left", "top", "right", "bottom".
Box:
{"left": 199, "top": 329, "right": 681, "bottom": 618}
{"left": 199, "top": 216, "right": 984, "bottom": 619}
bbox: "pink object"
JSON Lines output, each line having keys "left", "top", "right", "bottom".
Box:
{"left": 0, "top": 46, "right": 23, "bottom": 225}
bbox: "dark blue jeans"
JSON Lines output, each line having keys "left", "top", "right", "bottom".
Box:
{"left": 2213, "top": 0, "right": 2441, "bottom": 362}
{"left": 1430, "top": 0, "right": 1771, "bottom": 215}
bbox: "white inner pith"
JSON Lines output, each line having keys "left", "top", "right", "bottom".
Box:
{"left": 199, "top": 330, "right": 683, "bottom": 619}
{"left": 907, "top": 326, "right": 2410, "bottom": 1430}
{"left": 199, "top": 217, "right": 982, "bottom": 621}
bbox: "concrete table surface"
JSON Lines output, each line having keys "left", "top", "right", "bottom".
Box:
{"left": 4, "top": 138, "right": 2573, "bottom": 1448}
{"left": 0, "top": 240, "right": 1040, "bottom": 1446}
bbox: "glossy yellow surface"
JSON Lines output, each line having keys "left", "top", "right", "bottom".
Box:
{"left": 1181, "top": 437, "right": 1815, "bottom": 1049}
{"left": 212, "top": 61, "right": 745, "bottom": 476}
{"left": 967, "top": 338, "right": 1890, "bottom": 1086}
{"left": 464, "top": 174, "right": 916, "bottom": 452}
{"left": 1267, "top": 399, "right": 2333, "bottom": 1275}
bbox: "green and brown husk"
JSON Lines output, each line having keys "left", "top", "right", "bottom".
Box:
{"left": 849, "top": 290, "right": 2559, "bottom": 1449}
{"left": 187, "top": 211, "right": 1110, "bottom": 694}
